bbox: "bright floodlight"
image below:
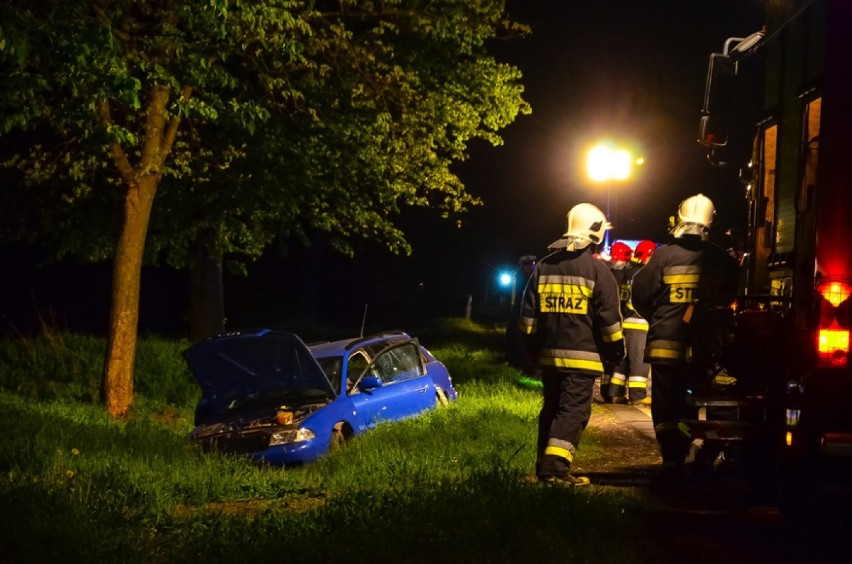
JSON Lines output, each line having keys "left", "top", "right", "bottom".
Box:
{"left": 499, "top": 272, "right": 513, "bottom": 287}
{"left": 586, "top": 143, "right": 633, "bottom": 182}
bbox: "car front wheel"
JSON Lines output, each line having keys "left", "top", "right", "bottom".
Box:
{"left": 329, "top": 423, "right": 348, "bottom": 452}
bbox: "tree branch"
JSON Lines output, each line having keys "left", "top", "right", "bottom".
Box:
{"left": 140, "top": 84, "right": 171, "bottom": 174}
{"left": 89, "top": 0, "right": 132, "bottom": 44}
{"left": 162, "top": 86, "right": 193, "bottom": 158}
{"left": 96, "top": 100, "right": 135, "bottom": 185}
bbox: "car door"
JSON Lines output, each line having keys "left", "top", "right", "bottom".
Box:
{"left": 348, "top": 340, "right": 436, "bottom": 427}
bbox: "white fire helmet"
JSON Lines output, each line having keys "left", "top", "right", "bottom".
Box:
{"left": 671, "top": 193, "right": 715, "bottom": 239}
{"left": 549, "top": 203, "right": 609, "bottom": 251}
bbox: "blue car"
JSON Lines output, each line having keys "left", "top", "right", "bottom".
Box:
{"left": 187, "top": 329, "right": 456, "bottom": 466}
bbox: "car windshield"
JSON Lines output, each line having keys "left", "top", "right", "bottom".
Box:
{"left": 315, "top": 356, "right": 343, "bottom": 393}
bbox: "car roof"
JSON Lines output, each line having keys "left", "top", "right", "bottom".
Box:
{"left": 308, "top": 330, "right": 411, "bottom": 358}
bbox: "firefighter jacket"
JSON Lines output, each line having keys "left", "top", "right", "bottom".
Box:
{"left": 610, "top": 260, "right": 648, "bottom": 332}
{"left": 518, "top": 248, "right": 625, "bottom": 375}
{"left": 631, "top": 235, "right": 739, "bottom": 364}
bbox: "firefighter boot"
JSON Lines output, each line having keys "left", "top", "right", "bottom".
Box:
{"left": 606, "top": 371, "right": 630, "bottom": 403}
{"left": 541, "top": 473, "right": 591, "bottom": 487}
{"left": 537, "top": 455, "right": 590, "bottom": 486}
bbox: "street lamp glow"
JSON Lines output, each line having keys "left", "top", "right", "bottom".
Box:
{"left": 498, "top": 271, "right": 513, "bottom": 287}
{"left": 585, "top": 141, "right": 641, "bottom": 251}
{"left": 586, "top": 144, "right": 633, "bottom": 182}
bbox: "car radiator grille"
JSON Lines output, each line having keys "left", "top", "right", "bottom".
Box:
{"left": 207, "top": 431, "right": 270, "bottom": 455}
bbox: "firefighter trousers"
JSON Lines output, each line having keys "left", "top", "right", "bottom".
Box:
{"left": 537, "top": 370, "right": 595, "bottom": 478}
{"left": 649, "top": 362, "right": 697, "bottom": 465}
{"left": 607, "top": 326, "right": 650, "bottom": 402}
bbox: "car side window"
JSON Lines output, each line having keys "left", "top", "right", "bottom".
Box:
{"left": 346, "top": 351, "right": 370, "bottom": 393}
{"left": 372, "top": 343, "right": 423, "bottom": 384}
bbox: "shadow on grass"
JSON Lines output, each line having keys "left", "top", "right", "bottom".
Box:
{"left": 154, "top": 470, "right": 651, "bottom": 564}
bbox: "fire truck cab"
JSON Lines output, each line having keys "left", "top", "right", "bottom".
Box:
{"left": 694, "top": 0, "right": 852, "bottom": 512}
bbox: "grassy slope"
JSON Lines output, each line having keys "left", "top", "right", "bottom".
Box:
{"left": 0, "top": 318, "right": 655, "bottom": 563}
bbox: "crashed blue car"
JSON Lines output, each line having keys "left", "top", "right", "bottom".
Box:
{"left": 187, "top": 329, "right": 456, "bottom": 466}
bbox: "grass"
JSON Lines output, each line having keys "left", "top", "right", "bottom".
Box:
{"left": 0, "top": 317, "right": 655, "bottom": 563}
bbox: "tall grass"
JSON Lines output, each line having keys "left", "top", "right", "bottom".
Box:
{"left": 0, "top": 318, "right": 655, "bottom": 563}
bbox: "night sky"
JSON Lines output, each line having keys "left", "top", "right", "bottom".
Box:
{"left": 459, "top": 0, "right": 765, "bottom": 254}
{"left": 367, "top": 0, "right": 766, "bottom": 324}
{"left": 1, "top": 1, "right": 767, "bottom": 337}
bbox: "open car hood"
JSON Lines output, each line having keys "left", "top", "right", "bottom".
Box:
{"left": 184, "top": 330, "right": 336, "bottom": 414}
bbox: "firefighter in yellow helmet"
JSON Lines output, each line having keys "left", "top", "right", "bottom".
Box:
{"left": 518, "top": 203, "right": 625, "bottom": 485}
{"left": 631, "top": 194, "right": 739, "bottom": 484}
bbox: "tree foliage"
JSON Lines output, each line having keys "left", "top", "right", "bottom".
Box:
{"left": 2, "top": 0, "right": 530, "bottom": 264}
{"left": 0, "top": 0, "right": 530, "bottom": 416}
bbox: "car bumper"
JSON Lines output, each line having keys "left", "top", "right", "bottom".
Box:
{"left": 250, "top": 437, "right": 330, "bottom": 466}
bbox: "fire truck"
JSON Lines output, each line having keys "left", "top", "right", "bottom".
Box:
{"left": 692, "top": 0, "right": 852, "bottom": 513}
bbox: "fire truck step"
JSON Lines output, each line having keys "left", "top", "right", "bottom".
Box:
{"left": 687, "top": 394, "right": 764, "bottom": 408}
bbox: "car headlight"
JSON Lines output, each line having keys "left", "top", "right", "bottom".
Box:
{"left": 269, "top": 427, "right": 315, "bottom": 446}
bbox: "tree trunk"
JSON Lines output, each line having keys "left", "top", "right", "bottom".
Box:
{"left": 189, "top": 230, "right": 225, "bottom": 341}
{"left": 99, "top": 84, "right": 186, "bottom": 418}
{"left": 101, "top": 175, "right": 158, "bottom": 417}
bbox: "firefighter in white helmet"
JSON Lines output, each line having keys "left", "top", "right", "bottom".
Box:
{"left": 631, "top": 194, "right": 739, "bottom": 485}
{"left": 518, "top": 203, "right": 624, "bottom": 485}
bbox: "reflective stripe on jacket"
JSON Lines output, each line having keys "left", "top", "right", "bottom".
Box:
{"left": 631, "top": 236, "right": 739, "bottom": 364}
{"left": 518, "top": 248, "right": 624, "bottom": 376}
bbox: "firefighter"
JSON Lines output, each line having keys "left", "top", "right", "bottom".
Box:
{"left": 506, "top": 254, "right": 538, "bottom": 375}
{"left": 631, "top": 194, "right": 739, "bottom": 483}
{"left": 600, "top": 242, "right": 632, "bottom": 403}
{"left": 605, "top": 240, "right": 653, "bottom": 404}
{"left": 633, "top": 239, "right": 657, "bottom": 266}
{"left": 518, "top": 203, "right": 625, "bottom": 485}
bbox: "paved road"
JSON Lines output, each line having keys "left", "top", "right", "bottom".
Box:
{"left": 605, "top": 402, "right": 654, "bottom": 438}
{"left": 592, "top": 377, "right": 655, "bottom": 439}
